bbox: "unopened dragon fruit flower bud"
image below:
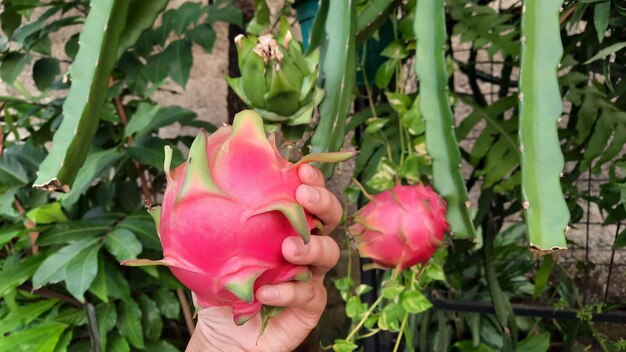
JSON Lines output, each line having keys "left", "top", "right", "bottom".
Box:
{"left": 122, "top": 110, "right": 356, "bottom": 326}
{"left": 349, "top": 184, "right": 449, "bottom": 271}
{"left": 227, "top": 19, "right": 324, "bottom": 127}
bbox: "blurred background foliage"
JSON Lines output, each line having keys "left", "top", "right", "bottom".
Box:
{"left": 1, "top": 0, "right": 626, "bottom": 351}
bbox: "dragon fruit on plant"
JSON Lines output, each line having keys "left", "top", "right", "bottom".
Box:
{"left": 122, "top": 110, "right": 355, "bottom": 325}
{"left": 349, "top": 184, "right": 449, "bottom": 271}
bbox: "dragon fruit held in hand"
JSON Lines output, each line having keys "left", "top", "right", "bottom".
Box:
{"left": 122, "top": 110, "right": 355, "bottom": 325}
{"left": 349, "top": 184, "right": 449, "bottom": 271}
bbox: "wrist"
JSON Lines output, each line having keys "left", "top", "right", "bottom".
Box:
{"left": 186, "top": 320, "right": 247, "bottom": 352}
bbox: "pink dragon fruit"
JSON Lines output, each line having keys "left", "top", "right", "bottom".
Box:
{"left": 122, "top": 110, "right": 355, "bottom": 325}
{"left": 349, "top": 184, "right": 449, "bottom": 271}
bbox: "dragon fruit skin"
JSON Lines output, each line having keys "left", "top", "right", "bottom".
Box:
{"left": 349, "top": 185, "right": 449, "bottom": 271}
{"left": 123, "top": 110, "right": 355, "bottom": 325}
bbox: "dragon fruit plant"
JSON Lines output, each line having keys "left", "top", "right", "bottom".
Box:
{"left": 349, "top": 184, "right": 449, "bottom": 271}
{"left": 226, "top": 22, "right": 324, "bottom": 127}
{"left": 122, "top": 110, "right": 355, "bottom": 325}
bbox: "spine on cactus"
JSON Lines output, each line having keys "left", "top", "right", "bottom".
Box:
{"left": 33, "top": 0, "right": 130, "bottom": 192}
{"left": 414, "top": 0, "right": 476, "bottom": 239}
{"left": 519, "top": 0, "right": 569, "bottom": 256}
{"left": 310, "top": 0, "right": 357, "bottom": 179}
{"left": 122, "top": 110, "right": 356, "bottom": 329}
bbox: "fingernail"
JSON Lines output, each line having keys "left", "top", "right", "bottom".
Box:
{"left": 260, "top": 287, "right": 279, "bottom": 300}
{"left": 303, "top": 185, "right": 320, "bottom": 203}
{"left": 290, "top": 238, "right": 308, "bottom": 256}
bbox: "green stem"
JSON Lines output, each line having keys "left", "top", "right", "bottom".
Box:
{"left": 393, "top": 312, "right": 410, "bottom": 352}
{"left": 346, "top": 294, "right": 384, "bottom": 342}
{"left": 360, "top": 44, "right": 378, "bottom": 119}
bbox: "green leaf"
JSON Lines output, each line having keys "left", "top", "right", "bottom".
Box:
{"left": 118, "top": 213, "right": 161, "bottom": 250}
{"left": 124, "top": 102, "right": 160, "bottom": 138}
{"left": 65, "top": 243, "right": 102, "bottom": 302}
{"left": 60, "top": 148, "right": 123, "bottom": 209}
{"left": 104, "top": 260, "right": 131, "bottom": 300}
{"left": 425, "top": 263, "right": 446, "bottom": 281}
{"left": 345, "top": 296, "right": 367, "bottom": 318}
{"left": 33, "top": 58, "right": 60, "bottom": 91}
{"left": 145, "top": 341, "right": 180, "bottom": 352}
{"left": 0, "top": 226, "right": 21, "bottom": 247}
{"left": 0, "top": 321, "right": 66, "bottom": 351}
{"left": 385, "top": 92, "right": 411, "bottom": 114}
{"left": 165, "top": 39, "right": 193, "bottom": 88}
{"left": 375, "top": 59, "right": 396, "bottom": 89}
{"left": 594, "top": 2, "right": 610, "bottom": 43}
{"left": 378, "top": 303, "right": 404, "bottom": 331}
{"left": 0, "top": 187, "right": 19, "bottom": 218}
{"left": 612, "top": 228, "right": 626, "bottom": 249}
{"left": 0, "top": 299, "right": 58, "bottom": 334}
{"left": 381, "top": 283, "right": 405, "bottom": 298}
{"left": 206, "top": 2, "right": 243, "bottom": 27}
{"left": 128, "top": 138, "right": 183, "bottom": 170}
{"left": 188, "top": 24, "right": 216, "bottom": 53}
{"left": 332, "top": 339, "right": 358, "bottom": 352}
{"left": 154, "top": 289, "right": 180, "bottom": 319}
{"left": 533, "top": 255, "right": 553, "bottom": 297}
{"left": 96, "top": 303, "right": 118, "bottom": 350}
{"left": 26, "top": 202, "right": 68, "bottom": 224}
{"left": 0, "top": 153, "right": 29, "bottom": 187}
{"left": 381, "top": 40, "right": 409, "bottom": 59}
{"left": 53, "top": 307, "right": 87, "bottom": 326}
{"left": 142, "top": 51, "right": 170, "bottom": 84}
{"left": 171, "top": 2, "right": 203, "bottom": 34}
{"left": 138, "top": 294, "right": 163, "bottom": 340}
{"left": 134, "top": 106, "right": 196, "bottom": 139}
{"left": 516, "top": 332, "right": 550, "bottom": 352}
{"left": 0, "top": 254, "right": 45, "bottom": 296}
{"left": 89, "top": 256, "right": 107, "bottom": 302}
{"left": 32, "top": 239, "right": 99, "bottom": 289}
{"left": 117, "top": 299, "right": 144, "bottom": 348}
{"left": 364, "top": 117, "right": 389, "bottom": 134}
{"left": 355, "top": 284, "right": 372, "bottom": 296}
{"left": 37, "top": 222, "right": 108, "bottom": 246}
{"left": 108, "top": 333, "right": 130, "bottom": 352}
{"left": 64, "top": 33, "right": 79, "bottom": 59}
{"left": 584, "top": 41, "right": 626, "bottom": 64}
{"left": 104, "top": 227, "right": 143, "bottom": 262}
{"left": 454, "top": 341, "right": 496, "bottom": 352}
{"left": 53, "top": 330, "right": 73, "bottom": 352}
{"left": 0, "top": 52, "right": 29, "bottom": 85}
{"left": 0, "top": 7, "right": 21, "bottom": 38}
{"left": 400, "top": 289, "right": 433, "bottom": 313}
{"left": 117, "top": 0, "right": 169, "bottom": 57}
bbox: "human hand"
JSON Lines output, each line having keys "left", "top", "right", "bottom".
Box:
{"left": 187, "top": 164, "right": 343, "bottom": 352}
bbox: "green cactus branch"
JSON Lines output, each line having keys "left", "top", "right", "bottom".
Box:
{"left": 310, "top": 0, "right": 357, "bottom": 179}
{"left": 117, "top": 0, "right": 169, "bottom": 58}
{"left": 33, "top": 0, "right": 129, "bottom": 192}
{"left": 414, "top": 0, "right": 476, "bottom": 239}
{"left": 519, "top": 0, "right": 569, "bottom": 256}
{"left": 356, "top": 0, "right": 399, "bottom": 45}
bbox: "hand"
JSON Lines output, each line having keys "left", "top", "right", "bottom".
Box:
{"left": 187, "top": 164, "right": 343, "bottom": 352}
